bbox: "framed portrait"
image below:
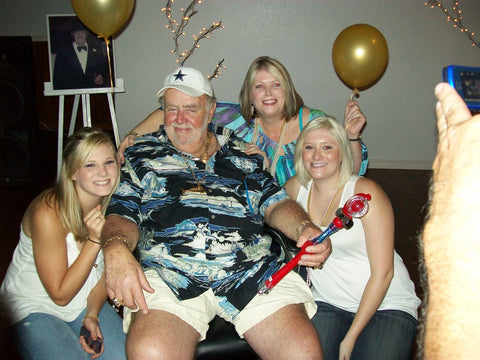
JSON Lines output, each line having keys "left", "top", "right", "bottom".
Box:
{"left": 47, "top": 14, "right": 116, "bottom": 91}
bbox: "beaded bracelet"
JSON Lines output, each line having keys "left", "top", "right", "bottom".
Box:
{"left": 82, "top": 312, "right": 99, "bottom": 323}
{"left": 103, "top": 235, "right": 133, "bottom": 252}
{"left": 348, "top": 136, "right": 362, "bottom": 141}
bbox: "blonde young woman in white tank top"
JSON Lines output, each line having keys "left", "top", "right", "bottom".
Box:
{"left": 0, "top": 128, "right": 126, "bottom": 360}
{"left": 284, "top": 117, "right": 420, "bottom": 360}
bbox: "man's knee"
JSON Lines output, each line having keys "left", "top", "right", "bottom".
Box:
{"left": 126, "top": 324, "right": 166, "bottom": 360}
{"left": 126, "top": 336, "right": 164, "bottom": 360}
{"left": 126, "top": 310, "right": 199, "bottom": 360}
{"left": 244, "top": 304, "right": 322, "bottom": 359}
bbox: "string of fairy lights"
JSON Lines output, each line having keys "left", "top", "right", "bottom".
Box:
{"left": 161, "top": 0, "right": 226, "bottom": 79}
{"left": 425, "top": 0, "right": 480, "bottom": 48}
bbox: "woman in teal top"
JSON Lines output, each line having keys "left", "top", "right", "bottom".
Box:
{"left": 118, "top": 57, "right": 368, "bottom": 185}
{"left": 211, "top": 102, "right": 340, "bottom": 186}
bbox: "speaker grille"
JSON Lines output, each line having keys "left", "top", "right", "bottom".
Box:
{"left": 0, "top": 135, "right": 29, "bottom": 182}
{"left": 0, "top": 79, "right": 25, "bottom": 128}
{"left": 0, "top": 36, "right": 37, "bottom": 185}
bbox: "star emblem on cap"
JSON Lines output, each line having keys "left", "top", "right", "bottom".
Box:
{"left": 173, "top": 69, "right": 187, "bottom": 81}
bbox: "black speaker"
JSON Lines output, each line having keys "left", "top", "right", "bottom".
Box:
{"left": 0, "top": 36, "right": 38, "bottom": 185}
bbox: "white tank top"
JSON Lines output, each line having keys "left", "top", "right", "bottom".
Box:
{"left": 0, "top": 225, "right": 104, "bottom": 325}
{"left": 297, "top": 175, "right": 420, "bottom": 319}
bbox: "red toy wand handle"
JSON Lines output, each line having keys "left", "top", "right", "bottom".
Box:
{"left": 258, "top": 193, "right": 371, "bottom": 294}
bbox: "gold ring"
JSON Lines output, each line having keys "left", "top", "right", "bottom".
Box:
{"left": 112, "top": 297, "right": 124, "bottom": 308}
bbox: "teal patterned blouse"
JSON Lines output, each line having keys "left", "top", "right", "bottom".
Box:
{"left": 211, "top": 102, "right": 368, "bottom": 186}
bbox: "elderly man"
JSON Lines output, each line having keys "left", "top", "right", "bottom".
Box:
{"left": 101, "top": 67, "right": 331, "bottom": 360}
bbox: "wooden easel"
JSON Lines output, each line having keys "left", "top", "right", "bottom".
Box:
{"left": 43, "top": 79, "right": 125, "bottom": 177}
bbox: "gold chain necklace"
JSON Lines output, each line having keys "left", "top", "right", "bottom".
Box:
{"left": 201, "top": 131, "right": 212, "bottom": 164}
{"left": 307, "top": 184, "right": 340, "bottom": 226}
{"left": 180, "top": 132, "right": 212, "bottom": 194}
{"left": 181, "top": 156, "right": 207, "bottom": 194}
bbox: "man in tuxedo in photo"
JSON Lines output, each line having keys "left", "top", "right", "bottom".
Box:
{"left": 53, "top": 20, "right": 110, "bottom": 90}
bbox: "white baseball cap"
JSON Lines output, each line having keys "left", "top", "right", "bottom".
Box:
{"left": 156, "top": 67, "right": 214, "bottom": 98}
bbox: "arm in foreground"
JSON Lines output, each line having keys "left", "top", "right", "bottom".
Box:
{"left": 421, "top": 83, "right": 480, "bottom": 359}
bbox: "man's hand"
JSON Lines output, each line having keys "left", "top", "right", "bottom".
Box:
{"left": 242, "top": 143, "right": 270, "bottom": 170}
{"left": 117, "top": 134, "right": 136, "bottom": 164}
{"left": 102, "top": 215, "right": 154, "bottom": 314}
{"left": 296, "top": 224, "right": 332, "bottom": 268}
{"left": 94, "top": 74, "right": 104, "bottom": 86}
{"left": 104, "top": 242, "right": 154, "bottom": 314}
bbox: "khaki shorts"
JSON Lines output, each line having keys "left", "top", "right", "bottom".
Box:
{"left": 123, "top": 269, "right": 317, "bottom": 340}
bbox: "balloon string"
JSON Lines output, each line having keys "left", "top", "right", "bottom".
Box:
{"left": 102, "top": 36, "right": 114, "bottom": 90}
{"left": 350, "top": 88, "right": 360, "bottom": 101}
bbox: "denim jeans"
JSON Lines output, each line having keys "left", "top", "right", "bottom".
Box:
{"left": 13, "top": 302, "right": 126, "bottom": 360}
{"left": 311, "top": 301, "right": 417, "bottom": 360}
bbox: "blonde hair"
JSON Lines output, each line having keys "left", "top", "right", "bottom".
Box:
{"left": 44, "top": 127, "right": 119, "bottom": 241}
{"left": 239, "top": 56, "right": 304, "bottom": 123}
{"left": 294, "top": 117, "right": 353, "bottom": 188}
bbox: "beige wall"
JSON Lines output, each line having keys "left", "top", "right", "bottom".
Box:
{"left": 1, "top": 0, "right": 480, "bottom": 168}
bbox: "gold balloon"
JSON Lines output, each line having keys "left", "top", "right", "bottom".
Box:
{"left": 332, "top": 24, "right": 389, "bottom": 91}
{"left": 71, "top": 0, "right": 135, "bottom": 39}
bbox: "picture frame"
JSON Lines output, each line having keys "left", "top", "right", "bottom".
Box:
{"left": 46, "top": 14, "right": 116, "bottom": 91}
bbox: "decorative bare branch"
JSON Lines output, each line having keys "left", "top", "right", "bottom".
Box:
{"left": 173, "top": 1, "right": 199, "bottom": 56}
{"left": 425, "top": 0, "right": 480, "bottom": 48}
{"left": 208, "top": 58, "right": 226, "bottom": 80}
{"left": 180, "top": 21, "right": 223, "bottom": 65}
{"left": 162, "top": 0, "right": 175, "bottom": 36}
{"left": 161, "top": 0, "right": 226, "bottom": 79}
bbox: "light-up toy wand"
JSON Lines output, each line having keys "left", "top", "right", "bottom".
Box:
{"left": 258, "top": 193, "right": 371, "bottom": 295}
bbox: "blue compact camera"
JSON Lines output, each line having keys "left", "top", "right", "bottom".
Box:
{"left": 443, "top": 65, "right": 480, "bottom": 110}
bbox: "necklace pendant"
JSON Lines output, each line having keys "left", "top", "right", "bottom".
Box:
{"left": 182, "top": 184, "right": 206, "bottom": 194}
{"left": 192, "top": 184, "right": 206, "bottom": 193}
